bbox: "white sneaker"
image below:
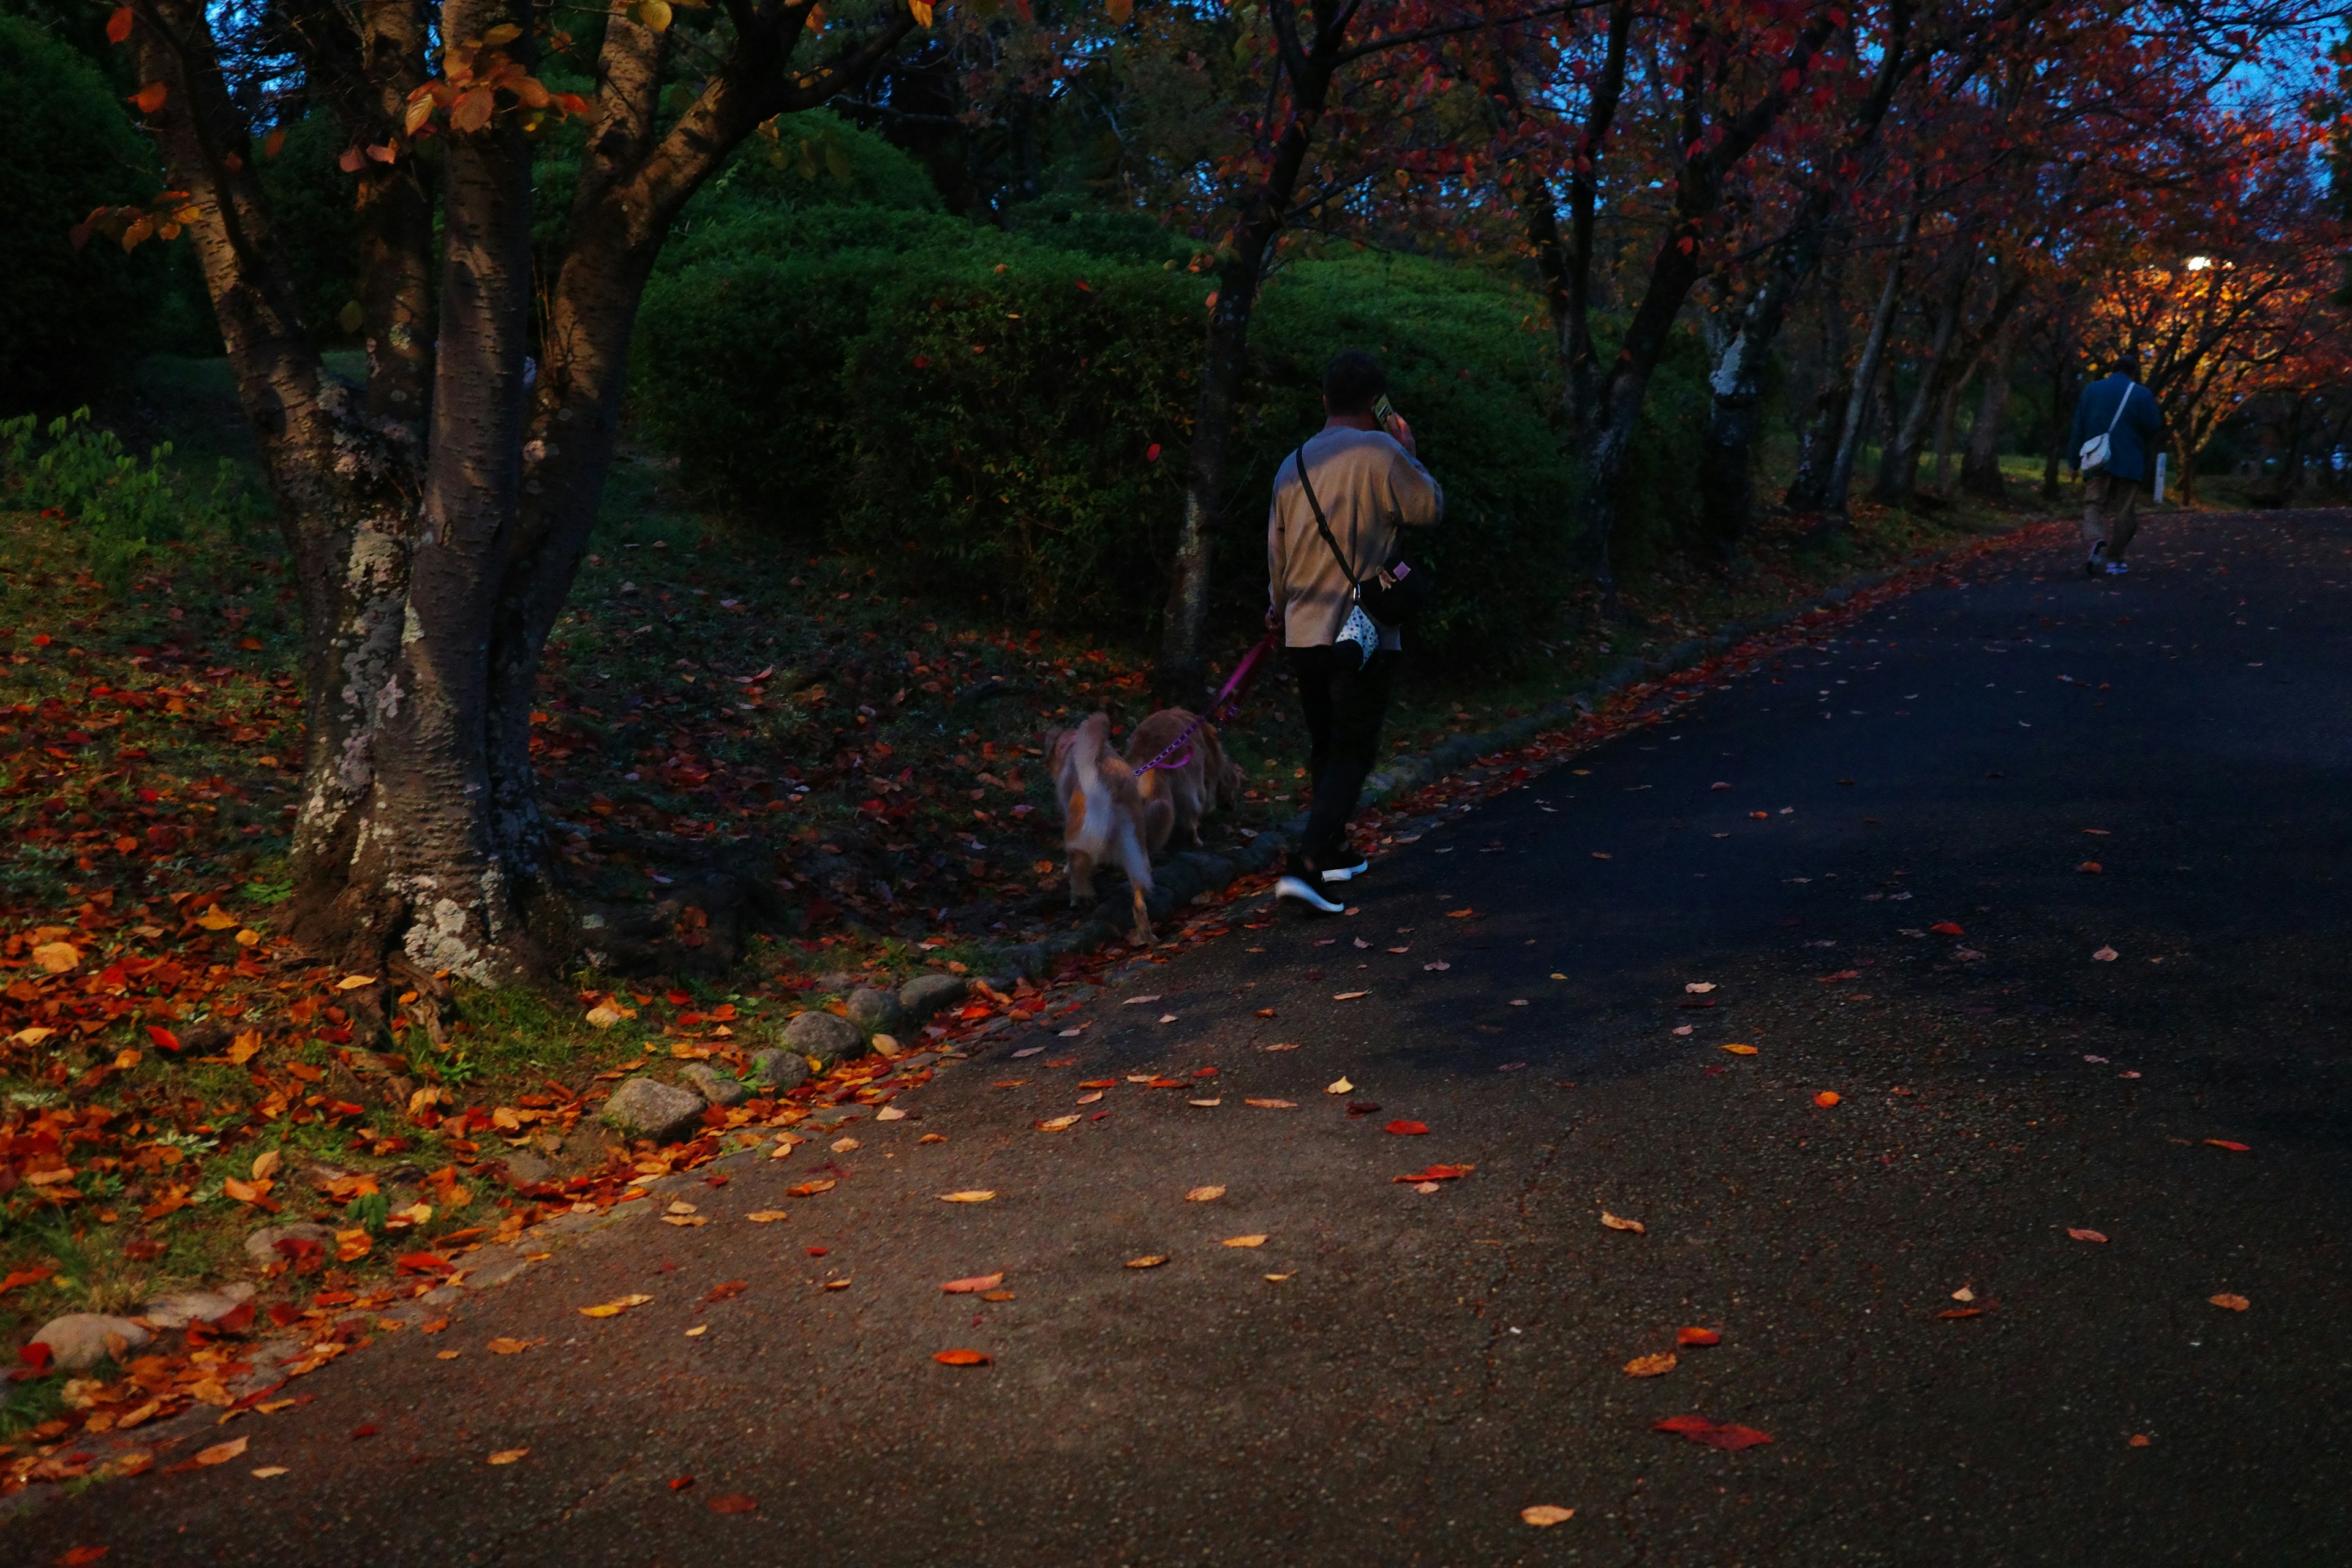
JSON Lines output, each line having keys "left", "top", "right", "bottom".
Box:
{"left": 1276, "top": 875, "right": 1345, "bottom": 914}
{"left": 1319, "top": 858, "right": 1369, "bottom": 883}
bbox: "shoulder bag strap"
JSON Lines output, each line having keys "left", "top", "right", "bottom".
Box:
{"left": 1293, "top": 447, "right": 1360, "bottom": 598}
{"left": 2102, "top": 381, "right": 2135, "bottom": 438}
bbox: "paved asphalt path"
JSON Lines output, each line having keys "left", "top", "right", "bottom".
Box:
{"left": 17, "top": 510, "right": 2352, "bottom": 1566}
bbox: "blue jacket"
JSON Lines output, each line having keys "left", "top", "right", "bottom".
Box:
{"left": 2070, "top": 375, "right": 2163, "bottom": 484}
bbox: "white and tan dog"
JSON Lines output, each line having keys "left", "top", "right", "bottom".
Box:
{"left": 1048, "top": 712, "right": 1168, "bottom": 943}
{"left": 1124, "top": 707, "right": 1243, "bottom": 854}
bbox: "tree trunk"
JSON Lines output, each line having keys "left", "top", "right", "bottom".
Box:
{"left": 1825, "top": 211, "right": 1916, "bottom": 513}
{"left": 136, "top": 0, "right": 914, "bottom": 979}
{"left": 1159, "top": 28, "right": 1336, "bottom": 701}
{"left": 1694, "top": 1, "right": 1914, "bottom": 551}
{"left": 1784, "top": 262, "right": 1852, "bottom": 514}
{"left": 1929, "top": 372, "right": 1966, "bottom": 494}
{"left": 1960, "top": 318, "right": 2016, "bottom": 500}
{"left": 1575, "top": 15, "right": 1839, "bottom": 589}
{"left": 1871, "top": 247, "right": 1972, "bottom": 503}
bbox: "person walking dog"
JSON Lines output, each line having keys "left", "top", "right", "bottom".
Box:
{"left": 1267, "top": 350, "right": 1442, "bottom": 914}
{"left": 2070, "top": 354, "right": 2163, "bottom": 576}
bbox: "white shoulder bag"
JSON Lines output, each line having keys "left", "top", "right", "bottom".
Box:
{"left": 2079, "top": 383, "right": 2136, "bottom": 475}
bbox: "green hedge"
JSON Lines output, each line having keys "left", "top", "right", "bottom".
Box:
{"left": 634, "top": 205, "right": 1707, "bottom": 667}
{"left": 0, "top": 15, "right": 170, "bottom": 413}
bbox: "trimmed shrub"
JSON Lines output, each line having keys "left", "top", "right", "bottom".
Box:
{"left": 0, "top": 15, "right": 168, "bottom": 413}
{"left": 634, "top": 209, "right": 1703, "bottom": 668}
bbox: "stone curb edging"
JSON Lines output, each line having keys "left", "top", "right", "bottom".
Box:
{"left": 990, "top": 529, "right": 2051, "bottom": 984}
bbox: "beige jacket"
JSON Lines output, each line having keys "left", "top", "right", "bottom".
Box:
{"left": 1266, "top": 426, "right": 1444, "bottom": 649}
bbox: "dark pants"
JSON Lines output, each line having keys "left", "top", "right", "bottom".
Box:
{"left": 1286, "top": 644, "right": 1397, "bottom": 875}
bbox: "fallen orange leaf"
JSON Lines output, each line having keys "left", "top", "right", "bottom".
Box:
{"left": 1391, "top": 1164, "right": 1474, "bottom": 1184}
{"left": 785, "top": 1180, "right": 837, "bottom": 1197}
{"left": 1521, "top": 1505, "right": 1574, "bottom": 1527}
{"left": 2067, "top": 1228, "right": 2108, "bottom": 1243}
{"left": 1721, "top": 1042, "right": 1758, "bottom": 1055}
{"left": 933, "top": 1349, "right": 990, "bottom": 1366}
{"left": 486, "top": 1338, "right": 532, "bottom": 1355}
{"left": 2210, "top": 1292, "right": 2250, "bottom": 1311}
{"left": 1125, "top": 1255, "right": 1169, "bottom": 1268}
{"left": 941, "top": 1273, "right": 1005, "bottom": 1294}
{"left": 1814, "top": 1091, "right": 1841, "bottom": 1107}
{"left": 487, "top": 1449, "right": 529, "bottom": 1466}
{"left": 1384, "top": 1120, "right": 1428, "bottom": 1136}
{"left": 1185, "top": 1185, "right": 1226, "bottom": 1202}
{"left": 1624, "top": 1352, "right": 1677, "bottom": 1378}
{"left": 1599, "top": 1211, "right": 1645, "bottom": 1233}
{"left": 1220, "top": 1235, "right": 1268, "bottom": 1248}
{"left": 192, "top": 1436, "right": 247, "bottom": 1466}
{"left": 937, "top": 1190, "right": 995, "bottom": 1202}
{"left": 1676, "top": 1327, "right": 1721, "bottom": 1348}
{"left": 709, "top": 1493, "right": 758, "bottom": 1514}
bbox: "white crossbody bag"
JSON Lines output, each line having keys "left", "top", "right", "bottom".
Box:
{"left": 2079, "top": 383, "right": 2138, "bottom": 475}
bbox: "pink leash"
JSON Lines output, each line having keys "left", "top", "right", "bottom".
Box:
{"left": 1135, "top": 635, "right": 1277, "bottom": 775}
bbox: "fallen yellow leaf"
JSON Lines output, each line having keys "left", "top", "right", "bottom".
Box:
{"left": 1721, "top": 1042, "right": 1758, "bottom": 1055}
{"left": 938, "top": 1190, "right": 995, "bottom": 1203}
{"left": 487, "top": 1338, "right": 533, "bottom": 1355}
{"left": 579, "top": 1294, "right": 654, "bottom": 1318}
{"left": 30, "top": 941, "right": 78, "bottom": 973}
{"left": 249, "top": 1149, "right": 282, "bottom": 1182}
{"left": 1325, "top": 1077, "right": 1354, "bottom": 1095}
{"left": 1036, "top": 1115, "right": 1080, "bottom": 1131}
{"left": 251, "top": 1465, "right": 289, "bottom": 1479}
{"left": 1184, "top": 1185, "right": 1226, "bottom": 1202}
{"left": 336, "top": 973, "right": 377, "bottom": 990}
{"left": 1600, "top": 1212, "right": 1645, "bottom": 1234}
{"left": 192, "top": 1436, "right": 248, "bottom": 1466}
{"left": 195, "top": 905, "right": 239, "bottom": 931}
{"left": 1521, "top": 1504, "right": 1575, "bottom": 1527}
{"left": 487, "top": 1448, "right": 529, "bottom": 1465}
{"left": 1264, "top": 1273, "right": 1294, "bottom": 1281}
{"left": 1221, "top": 1235, "right": 1268, "bottom": 1248}
{"left": 744, "top": 1211, "right": 790, "bottom": 1223}
{"left": 1125, "top": 1255, "right": 1168, "bottom": 1269}
{"left": 1245, "top": 1098, "right": 1297, "bottom": 1109}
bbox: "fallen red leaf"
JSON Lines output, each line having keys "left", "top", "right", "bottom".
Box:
{"left": 1384, "top": 1120, "right": 1429, "bottom": 1136}
{"left": 1936, "top": 1308, "right": 1985, "bottom": 1320}
{"left": 1930, "top": 922, "right": 1964, "bottom": 936}
{"left": 1654, "top": 1414, "right": 1773, "bottom": 1450}
{"left": 2203, "top": 1139, "right": 2250, "bottom": 1153}
{"left": 1392, "top": 1164, "right": 1473, "bottom": 1183}
{"left": 702, "top": 1280, "right": 749, "bottom": 1304}
{"left": 394, "top": 1251, "right": 453, "bottom": 1275}
{"left": 669, "top": 1475, "right": 695, "bottom": 1491}
{"left": 351, "top": 1424, "right": 378, "bottom": 1439}
{"left": 57, "top": 1549, "right": 109, "bottom": 1567}
{"left": 2067, "top": 1227, "right": 2109, "bottom": 1243}
{"left": 1675, "top": 1327, "right": 1722, "bottom": 1348}
{"left": 708, "top": 1493, "right": 758, "bottom": 1514}
{"left": 145, "top": 1025, "right": 182, "bottom": 1052}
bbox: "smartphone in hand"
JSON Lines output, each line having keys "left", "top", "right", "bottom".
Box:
{"left": 1372, "top": 393, "right": 1399, "bottom": 428}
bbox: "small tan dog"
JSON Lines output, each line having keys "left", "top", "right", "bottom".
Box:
{"left": 1048, "top": 712, "right": 1167, "bottom": 942}
{"left": 1124, "top": 707, "right": 1243, "bottom": 854}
